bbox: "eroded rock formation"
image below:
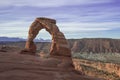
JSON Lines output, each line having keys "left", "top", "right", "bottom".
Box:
{"left": 71, "top": 38, "right": 120, "bottom": 53}
{"left": 73, "top": 59, "right": 120, "bottom": 80}
{"left": 21, "top": 17, "right": 71, "bottom": 57}
{"left": 0, "top": 51, "right": 103, "bottom": 80}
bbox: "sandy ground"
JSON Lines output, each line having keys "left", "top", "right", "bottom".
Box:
{"left": 0, "top": 50, "right": 104, "bottom": 80}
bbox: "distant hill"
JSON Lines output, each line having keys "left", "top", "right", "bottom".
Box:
{"left": 34, "top": 38, "right": 51, "bottom": 42}
{"left": 0, "top": 37, "right": 51, "bottom": 42}
{"left": 0, "top": 37, "right": 25, "bottom": 42}
{"left": 68, "top": 38, "right": 120, "bottom": 53}
{"left": 0, "top": 37, "right": 120, "bottom": 54}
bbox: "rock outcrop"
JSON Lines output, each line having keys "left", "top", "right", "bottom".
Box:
{"left": 0, "top": 51, "right": 103, "bottom": 80}
{"left": 73, "top": 59, "right": 120, "bottom": 80}
{"left": 20, "top": 17, "right": 71, "bottom": 57}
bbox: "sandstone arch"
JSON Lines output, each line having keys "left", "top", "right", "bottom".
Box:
{"left": 21, "top": 17, "right": 71, "bottom": 57}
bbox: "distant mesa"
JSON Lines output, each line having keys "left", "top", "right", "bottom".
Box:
{"left": 70, "top": 38, "right": 120, "bottom": 53}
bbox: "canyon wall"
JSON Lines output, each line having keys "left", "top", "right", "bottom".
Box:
{"left": 69, "top": 38, "right": 120, "bottom": 53}
{"left": 73, "top": 59, "right": 120, "bottom": 80}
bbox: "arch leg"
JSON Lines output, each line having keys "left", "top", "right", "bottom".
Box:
{"left": 20, "top": 21, "right": 42, "bottom": 54}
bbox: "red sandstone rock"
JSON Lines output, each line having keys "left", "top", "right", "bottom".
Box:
{"left": 20, "top": 17, "right": 71, "bottom": 57}
{"left": 0, "top": 52, "right": 103, "bottom": 80}
{"left": 73, "top": 59, "right": 120, "bottom": 80}
{"left": 39, "top": 51, "right": 49, "bottom": 58}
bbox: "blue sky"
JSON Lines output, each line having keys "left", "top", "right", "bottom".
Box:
{"left": 0, "top": 0, "right": 120, "bottom": 39}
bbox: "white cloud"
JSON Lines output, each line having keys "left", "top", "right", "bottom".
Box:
{"left": 0, "top": 19, "right": 119, "bottom": 39}
{"left": 0, "top": 0, "right": 112, "bottom": 7}
{"left": 0, "top": 0, "right": 119, "bottom": 39}
{"left": 58, "top": 22, "right": 120, "bottom": 32}
{"left": 0, "top": 20, "right": 31, "bottom": 27}
{"left": 0, "top": 20, "right": 31, "bottom": 38}
{"left": 0, "top": 20, "right": 52, "bottom": 38}
{"left": 0, "top": 20, "right": 120, "bottom": 33}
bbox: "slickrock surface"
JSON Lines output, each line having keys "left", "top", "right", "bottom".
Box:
{"left": 0, "top": 51, "right": 103, "bottom": 80}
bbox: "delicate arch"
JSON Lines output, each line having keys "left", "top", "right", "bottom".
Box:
{"left": 21, "top": 17, "right": 71, "bottom": 57}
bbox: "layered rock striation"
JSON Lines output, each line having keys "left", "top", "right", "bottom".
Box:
{"left": 70, "top": 38, "right": 120, "bottom": 53}
{"left": 21, "top": 17, "right": 71, "bottom": 57}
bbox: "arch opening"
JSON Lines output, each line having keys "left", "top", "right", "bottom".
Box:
{"left": 36, "top": 29, "right": 52, "bottom": 40}
{"left": 20, "top": 17, "right": 71, "bottom": 57}
{"left": 35, "top": 29, "right": 51, "bottom": 55}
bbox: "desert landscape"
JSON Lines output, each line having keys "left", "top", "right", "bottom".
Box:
{"left": 1, "top": 0, "right": 120, "bottom": 80}
{"left": 0, "top": 42, "right": 104, "bottom": 80}
{"left": 0, "top": 38, "right": 120, "bottom": 80}
{"left": 0, "top": 17, "right": 120, "bottom": 80}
